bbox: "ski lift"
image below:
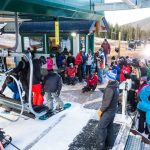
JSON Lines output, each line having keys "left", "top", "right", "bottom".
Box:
{"left": 0, "top": 13, "right": 48, "bottom": 122}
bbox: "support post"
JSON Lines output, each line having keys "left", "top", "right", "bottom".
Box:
{"left": 122, "top": 82, "right": 128, "bottom": 116}
{"left": 118, "top": 31, "right": 121, "bottom": 57}
{"left": 55, "top": 18, "right": 59, "bottom": 46}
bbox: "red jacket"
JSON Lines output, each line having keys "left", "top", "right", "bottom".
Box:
{"left": 66, "top": 67, "right": 77, "bottom": 77}
{"left": 120, "top": 65, "right": 132, "bottom": 81}
{"left": 87, "top": 74, "right": 98, "bottom": 86}
{"left": 101, "top": 42, "right": 110, "bottom": 54}
{"left": 75, "top": 53, "right": 82, "bottom": 65}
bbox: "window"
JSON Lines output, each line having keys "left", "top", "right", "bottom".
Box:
{"left": 23, "top": 36, "right": 44, "bottom": 52}
{"left": 47, "top": 36, "right": 71, "bottom": 53}
{"left": 80, "top": 35, "right": 86, "bottom": 52}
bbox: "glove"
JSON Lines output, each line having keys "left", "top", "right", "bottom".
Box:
{"left": 98, "top": 110, "right": 103, "bottom": 118}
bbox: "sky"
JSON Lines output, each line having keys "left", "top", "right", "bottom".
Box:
{"left": 104, "top": 0, "right": 150, "bottom": 25}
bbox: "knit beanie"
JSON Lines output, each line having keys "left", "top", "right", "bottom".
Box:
{"left": 106, "top": 70, "right": 117, "bottom": 81}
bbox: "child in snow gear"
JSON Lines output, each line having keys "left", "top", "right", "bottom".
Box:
{"left": 82, "top": 73, "right": 98, "bottom": 93}
{"left": 97, "top": 70, "right": 119, "bottom": 150}
{"left": 65, "top": 63, "right": 78, "bottom": 85}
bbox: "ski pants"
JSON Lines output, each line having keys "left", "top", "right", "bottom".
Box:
{"left": 77, "top": 64, "right": 82, "bottom": 82}
{"left": 97, "top": 68, "right": 103, "bottom": 84}
{"left": 45, "top": 92, "right": 64, "bottom": 110}
{"left": 66, "top": 77, "right": 78, "bottom": 85}
{"left": 32, "top": 83, "right": 44, "bottom": 106}
{"left": 96, "top": 110, "right": 116, "bottom": 150}
{"left": 82, "top": 64, "right": 86, "bottom": 78}
{"left": 128, "top": 90, "right": 137, "bottom": 111}
{"left": 86, "top": 65, "right": 91, "bottom": 77}
{"left": 104, "top": 53, "right": 108, "bottom": 65}
{"left": 138, "top": 110, "right": 149, "bottom": 134}
{"left": 82, "top": 85, "right": 97, "bottom": 93}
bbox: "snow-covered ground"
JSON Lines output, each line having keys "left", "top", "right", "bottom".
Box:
{"left": 1, "top": 103, "right": 96, "bottom": 150}
{"left": 0, "top": 83, "right": 101, "bottom": 150}
{"left": 0, "top": 81, "right": 132, "bottom": 150}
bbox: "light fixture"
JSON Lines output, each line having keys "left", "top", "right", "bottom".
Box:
{"left": 71, "top": 32, "right": 77, "bottom": 37}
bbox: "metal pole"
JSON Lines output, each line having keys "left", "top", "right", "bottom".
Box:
{"left": 118, "top": 31, "right": 121, "bottom": 57}
{"left": 122, "top": 82, "right": 128, "bottom": 116}
{"left": 26, "top": 53, "right": 46, "bottom": 117}
{"left": 12, "top": 12, "right": 19, "bottom": 52}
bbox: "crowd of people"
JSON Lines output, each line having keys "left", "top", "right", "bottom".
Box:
{"left": 1, "top": 38, "right": 150, "bottom": 149}
{"left": 97, "top": 53, "right": 150, "bottom": 149}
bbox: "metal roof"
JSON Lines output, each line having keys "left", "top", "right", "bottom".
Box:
{"left": 19, "top": 20, "right": 96, "bottom": 34}
{"left": 0, "top": 0, "right": 104, "bottom": 20}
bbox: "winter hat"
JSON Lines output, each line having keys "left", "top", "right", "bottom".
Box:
{"left": 106, "top": 70, "right": 117, "bottom": 81}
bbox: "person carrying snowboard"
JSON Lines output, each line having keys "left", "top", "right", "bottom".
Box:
{"left": 42, "top": 68, "right": 64, "bottom": 111}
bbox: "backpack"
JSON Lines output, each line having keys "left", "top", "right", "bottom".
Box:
{"left": 47, "top": 57, "right": 53, "bottom": 71}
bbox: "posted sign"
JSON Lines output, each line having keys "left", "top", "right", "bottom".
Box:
{"left": 55, "top": 21, "right": 59, "bottom": 46}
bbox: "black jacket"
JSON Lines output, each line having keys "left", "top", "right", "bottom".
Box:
{"left": 43, "top": 71, "right": 62, "bottom": 95}
{"left": 140, "top": 66, "right": 148, "bottom": 77}
{"left": 13, "top": 59, "right": 29, "bottom": 82}
{"left": 100, "top": 81, "right": 119, "bottom": 112}
{"left": 67, "top": 56, "right": 75, "bottom": 67}
{"left": 31, "top": 59, "right": 42, "bottom": 84}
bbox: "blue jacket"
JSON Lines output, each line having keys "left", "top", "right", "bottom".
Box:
{"left": 7, "top": 82, "right": 20, "bottom": 100}
{"left": 112, "top": 65, "right": 120, "bottom": 81}
{"left": 137, "top": 81, "right": 150, "bottom": 125}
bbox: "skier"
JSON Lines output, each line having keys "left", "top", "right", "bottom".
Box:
{"left": 97, "top": 70, "right": 119, "bottom": 150}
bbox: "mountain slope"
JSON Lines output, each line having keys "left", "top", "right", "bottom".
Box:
{"left": 125, "top": 17, "right": 150, "bottom": 31}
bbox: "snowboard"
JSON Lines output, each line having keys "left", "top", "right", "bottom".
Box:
{"left": 39, "top": 103, "right": 71, "bottom": 120}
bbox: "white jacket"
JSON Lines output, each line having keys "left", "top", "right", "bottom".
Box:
{"left": 86, "top": 55, "right": 93, "bottom": 66}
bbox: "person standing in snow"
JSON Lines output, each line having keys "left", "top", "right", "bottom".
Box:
{"left": 42, "top": 69, "right": 64, "bottom": 110}
{"left": 75, "top": 51, "right": 83, "bottom": 82}
{"left": 86, "top": 50, "right": 93, "bottom": 78}
{"left": 101, "top": 39, "right": 110, "bottom": 66}
{"left": 97, "top": 70, "right": 119, "bottom": 150}
{"left": 137, "top": 80, "right": 150, "bottom": 139}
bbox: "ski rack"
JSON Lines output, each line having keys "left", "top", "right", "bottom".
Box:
{"left": 0, "top": 52, "right": 47, "bottom": 121}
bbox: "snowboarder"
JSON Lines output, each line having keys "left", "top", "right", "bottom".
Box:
{"left": 42, "top": 69, "right": 64, "bottom": 110}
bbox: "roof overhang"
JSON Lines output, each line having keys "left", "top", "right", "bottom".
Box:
{"left": 0, "top": 0, "right": 104, "bottom": 20}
